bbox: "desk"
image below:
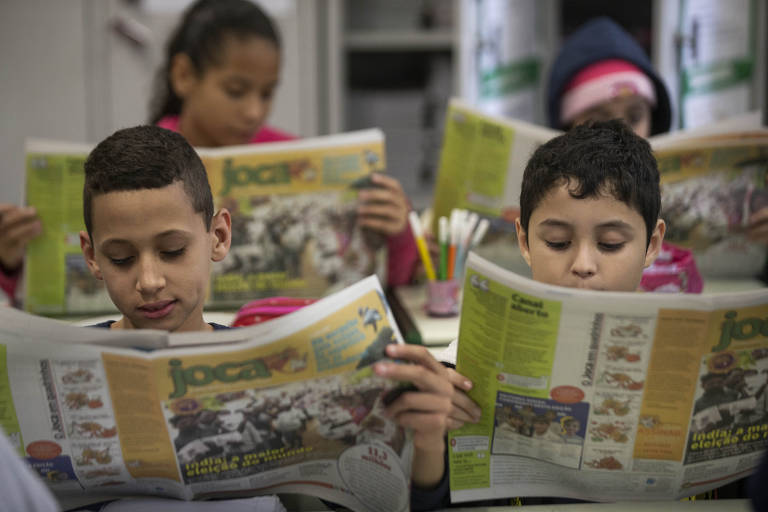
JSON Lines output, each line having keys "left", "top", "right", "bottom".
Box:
{"left": 393, "top": 285, "right": 460, "bottom": 347}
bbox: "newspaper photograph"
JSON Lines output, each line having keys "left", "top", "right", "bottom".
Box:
{"left": 0, "top": 276, "right": 411, "bottom": 512}
{"left": 448, "top": 252, "right": 768, "bottom": 503}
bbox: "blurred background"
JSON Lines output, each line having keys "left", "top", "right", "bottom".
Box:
{"left": 1, "top": 0, "right": 766, "bottom": 209}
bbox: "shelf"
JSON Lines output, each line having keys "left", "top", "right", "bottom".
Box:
{"left": 344, "top": 30, "right": 455, "bottom": 51}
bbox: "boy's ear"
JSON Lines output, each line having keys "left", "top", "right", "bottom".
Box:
{"left": 79, "top": 231, "right": 103, "bottom": 280}
{"left": 210, "top": 209, "right": 232, "bottom": 262}
{"left": 515, "top": 218, "right": 532, "bottom": 267}
{"left": 169, "top": 53, "right": 197, "bottom": 99}
{"left": 643, "top": 219, "right": 666, "bottom": 268}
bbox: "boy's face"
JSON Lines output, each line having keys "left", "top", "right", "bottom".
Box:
{"left": 80, "top": 182, "right": 230, "bottom": 332}
{"left": 516, "top": 183, "right": 664, "bottom": 292}
{"left": 565, "top": 421, "right": 580, "bottom": 435}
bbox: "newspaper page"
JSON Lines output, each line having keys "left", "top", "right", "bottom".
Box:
{"left": 23, "top": 130, "right": 387, "bottom": 315}
{"left": 655, "top": 131, "right": 768, "bottom": 278}
{"left": 24, "top": 139, "right": 115, "bottom": 315}
{"left": 1, "top": 276, "right": 412, "bottom": 512}
{"left": 448, "top": 252, "right": 768, "bottom": 503}
{"left": 430, "top": 98, "right": 559, "bottom": 234}
{"left": 200, "top": 129, "right": 387, "bottom": 307}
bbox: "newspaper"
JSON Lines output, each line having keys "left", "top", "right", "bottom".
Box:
{"left": 448, "top": 252, "right": 768, "bottom": 503}
{"left": 23, "top": 129, "right": 387, "bottom": 315}
{"left": 1, "top": 276, "right": 412, "bottom": 512}
{"left": 431, "top": 98, "right": 768, "bottom": 276}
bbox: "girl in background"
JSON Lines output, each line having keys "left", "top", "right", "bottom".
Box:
{"left": 149, "top": 0, "right": 419, "bottom": 286}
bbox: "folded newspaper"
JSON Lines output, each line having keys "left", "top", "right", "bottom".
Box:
{"left": 0, "top": 276, "right": 412, "bottom": 512}
{"left": 23, "top": 129, "right": 386, "bottom": 315}
{"left": 448, "top": 252, "right": 768, "bottom": 502}
{"left": 432, "top": 98, "right": 768, "bottom": 277}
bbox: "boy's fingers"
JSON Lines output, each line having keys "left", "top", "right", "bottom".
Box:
{"left": 384, "top": 389, "right": 451, "bottom": 419}
{"left": 375, "top": 362, "right": 451, "bottom": 398}
{"left": 447, "top": 368, "right": 473, "bottom": 391}
{"left": 449, "top": 405, "right": 477, "bottom": 426}
{"left": 384, "top": 343, "right": 450, "bottom": 377}
{"left": 452, "top": 392, "right": 482, "bottom": 422}
{"left": 446, "top": 418, "right": 466, "bottom": 431}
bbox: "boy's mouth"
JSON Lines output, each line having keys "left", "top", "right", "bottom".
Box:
{"left": 138, "top": 300, "right": 177, "bottom": 319}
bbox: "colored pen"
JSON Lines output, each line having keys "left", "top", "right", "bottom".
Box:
{"left": 438, "top": 216, "right": 448, "bottom": 281}
{"left": 408, "top": 211, "right": 436, "bottom": 281}
{"left": 447, "top": 210, "right": 458, "bottom": 280}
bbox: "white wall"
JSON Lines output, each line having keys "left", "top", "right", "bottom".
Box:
{"left": 0, "top": 0, "right": 90, "bottom": 203}
{"left": 0, "top": 0, "right": 316, "bottom": 205}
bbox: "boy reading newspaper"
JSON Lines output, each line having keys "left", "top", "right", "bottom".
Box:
{"left": 2, "top": 125, "right": 453, "bottom": 510}
{"left": 422, "top": 119, "right": 667, "bottom": 508}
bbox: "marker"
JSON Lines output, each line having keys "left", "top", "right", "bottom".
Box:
{"left": 408, "top": 211, "right": 436, "bottom": 281}
{"left": 438, "top": 216, "right": 448, "bottom": 281}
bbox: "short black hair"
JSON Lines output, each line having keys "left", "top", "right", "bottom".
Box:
{"left": 519, "top": 119, "right": 660, "bottom": 247}
{"left": 83, "top": 125, "right": 213, "bottom": 237}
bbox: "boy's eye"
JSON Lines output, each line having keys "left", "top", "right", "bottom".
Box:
{"left": 161, "top": 248, "right": 186, "bottom": 259}
{"left": 544, "top": 240, "right": 570, "bottom": 250}
{"left": 261, "top": 89, "right": 274, "bottom": 102}
{"left": 109, "top": 256, "right": 133, "bottom": 266}
{"left": 599, "top": 242, "right": 625, "bottom": 252}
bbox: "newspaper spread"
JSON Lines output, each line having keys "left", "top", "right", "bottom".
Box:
{"left": 431, "top": 98, "right": 768, "bottom": 276}
{"left": 23, "top": 130, "right": 386, "bottom": 315}
{"left": 1, "top": 276, "right": 412, "bottom": 512}
{"left": 449, "top": 252, "right": 768, "bottom": 503}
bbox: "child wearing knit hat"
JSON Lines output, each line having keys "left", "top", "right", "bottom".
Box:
{"left": 547, "top": 16, "right": 672, "bottom": 138}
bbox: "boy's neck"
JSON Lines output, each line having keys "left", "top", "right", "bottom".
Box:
{"left": 111, "top": 316, "right": 213, "bottom": 333}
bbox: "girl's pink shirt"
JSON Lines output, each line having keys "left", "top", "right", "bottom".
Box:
{"left": 156, "top": 115, "right": 419, "bottom": 287}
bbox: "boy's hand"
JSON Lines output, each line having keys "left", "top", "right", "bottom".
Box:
{"left": 374, "top": 344, "right": 452, "bottom": 451}
{"left": 446, "top": 368, "right": 482, "bottom": 430}
{"left": 374, "top": 343, "right": 453, "bottom": 489}
{"left": 0, "top": 204, "right": 42, "bottom": 271}
{"left": 357, "top": 173, "right": 409, "bottom": 237}
{"left": 748, "top": 207, "right": 768, "bottom": 244}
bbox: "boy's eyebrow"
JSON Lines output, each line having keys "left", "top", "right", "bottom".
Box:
{"left": 595, "top": 220, "right": 635, "bottom": 231}
{"left": 99, "top": 230, "right": 191, "bottom": 248}
{"left": 538, "top": 219, "right": 572, "bottom": 229}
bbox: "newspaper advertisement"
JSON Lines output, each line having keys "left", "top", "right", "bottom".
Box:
{"left": 1, "top": 276, "right": 412, "bottom": 512}
{"left": 655, "top": 132, "right": 768, "bottom": 277}
{"left": 23, "top": 130, "right": 387, "bottom": 315}
{"left": 448, "top": 252, "right": 768, "bottom": 503}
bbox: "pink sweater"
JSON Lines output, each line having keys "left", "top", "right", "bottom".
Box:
{"left": 157, "top": 116, "right": 419, "bottom": 286}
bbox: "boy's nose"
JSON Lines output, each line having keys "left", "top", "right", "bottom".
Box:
{"left": 136, "top": 256, "right": 166, "bottom": 294}
{"left": 570, "top": 243, "right": 597, "bottom": 279}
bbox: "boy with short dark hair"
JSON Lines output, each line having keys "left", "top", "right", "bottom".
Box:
{"left": 425, "top": 120, "right": 668, "bottom": 509}
{"left": 78, "top": 125, "right": 453, "bottom": 508}
{"left": 80, "top": 125, "right": 232, "bottom": 332}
